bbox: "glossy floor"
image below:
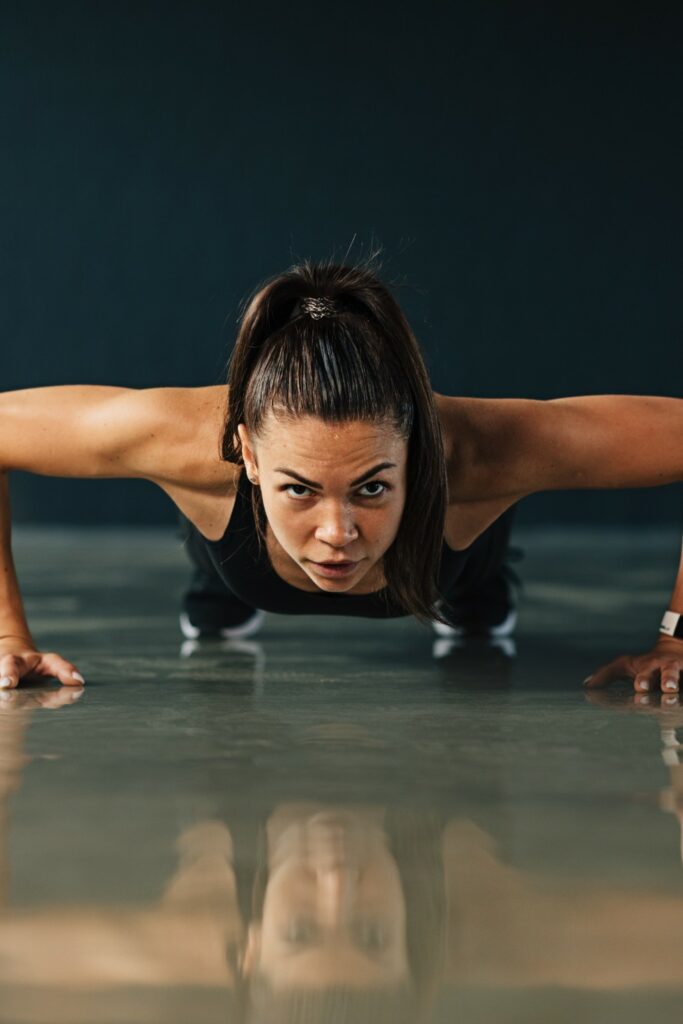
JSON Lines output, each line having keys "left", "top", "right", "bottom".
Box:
{"left": 1, "top": 525, "right": 682, "bottom": 1023}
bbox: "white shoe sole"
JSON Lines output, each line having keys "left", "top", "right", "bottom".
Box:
{"left": 179, "top": 609, "right": 266, "bottom": 641}
{"left": 433, "top": 635, "right": 517, "bottom": 659}
{"left": 432, "top": 607, "right": 517, "bottom": 638}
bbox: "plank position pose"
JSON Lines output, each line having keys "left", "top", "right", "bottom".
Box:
{"left": 0, "top": 259, "right": 681, "bottom": 691}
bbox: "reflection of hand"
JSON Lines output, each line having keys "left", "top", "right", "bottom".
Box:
{"left": 0, "top": 685, "right": 84, "bottom": 711}
{"left": 0, "top": 638, "right": 85, "bottom": 691}
{"left": 585, "top": 686, "right": 683, "bottom": 720}
{"left": 584, "top": 637, "right": 683, "bottom": 693}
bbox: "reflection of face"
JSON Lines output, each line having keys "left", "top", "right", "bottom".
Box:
{"left": 244, "top": 805, "right": 409, "bottom": 988}
{"left": 237, "top": 415, "right": 408, "bottom": 593}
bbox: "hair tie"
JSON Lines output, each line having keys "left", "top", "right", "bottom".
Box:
{"left": 297, "top": 296, "right": 339, "bottom": 320}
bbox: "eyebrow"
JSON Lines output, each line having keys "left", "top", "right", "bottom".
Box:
{"left": 274, "top": 462, "right": 398, "bottom": 489}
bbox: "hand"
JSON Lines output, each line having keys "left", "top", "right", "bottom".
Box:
{"left": 0, "top": 636, "right": 85, "bottom": 690}
{"left": 584, "top": 637, "right": 683, "bottom": 693}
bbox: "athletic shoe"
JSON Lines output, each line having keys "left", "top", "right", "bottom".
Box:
{"left": 179, "top": 570, "right": 266, "bottom": 640}
{"left": 432, "top": 546, "right": 524, "bottom": 638}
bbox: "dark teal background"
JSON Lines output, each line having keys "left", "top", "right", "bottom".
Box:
{"left": 1, "top": 1, "right": 681, "bottom": 525}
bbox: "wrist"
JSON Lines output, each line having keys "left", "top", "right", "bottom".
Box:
{"left": 0, "top": 630, "right": 35, "bottom": 648}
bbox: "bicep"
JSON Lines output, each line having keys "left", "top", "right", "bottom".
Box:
{"left": 445, "top": 395, "right": 683, "bottom": 500}
{"left": 0, "top": 385, "right": 169, "bottom": 479}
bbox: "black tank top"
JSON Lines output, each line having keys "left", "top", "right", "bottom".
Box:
{"left": 201, "top": 468, "right": 472, "bottom": 618}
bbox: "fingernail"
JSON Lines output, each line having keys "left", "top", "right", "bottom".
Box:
{"left": 663, "top": 681, "right": 678, "bottom": 692}
{"left": 583, "top": 676, "right": 593, "bottom": 685}
{"left": 637, "top": 680, "right": 650, "bottom": 691}
{"left": 0, "top": 677, "right": 11, "bottom": 689}
{"left": 71, "top": 672, "right": 85, "bottom": 684}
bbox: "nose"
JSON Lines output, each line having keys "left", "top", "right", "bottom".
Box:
{"left": 315, "top": 864, "right": 360, "bottom": 926}
{"left": 314, "top": 502, "right": 358, "bottom": 547}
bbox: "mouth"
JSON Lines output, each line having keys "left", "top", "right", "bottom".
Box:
{"left": 310, "top": 559, "right": 360, "bottom": 579}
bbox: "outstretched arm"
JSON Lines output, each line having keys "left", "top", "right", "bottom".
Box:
{"left": 441, "top": 393, "right": 683, "bottom": 689}
{"left": 0, "top": 385, "right": 211, "bottom": 689}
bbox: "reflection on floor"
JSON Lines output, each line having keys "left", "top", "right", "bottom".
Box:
{"left": 1, "top": 525, "right": 682, "bottom": 1023}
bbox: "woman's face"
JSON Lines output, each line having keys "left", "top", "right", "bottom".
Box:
{"left": 237, "top": 415, "right": 408, "bottom": 592}
{"left": 243, "top": 804, "right": 409, "bottom": 989}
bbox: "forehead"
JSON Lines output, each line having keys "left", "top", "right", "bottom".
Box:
{"left": 255, "top": 415, "right": 407, "bottom": 466}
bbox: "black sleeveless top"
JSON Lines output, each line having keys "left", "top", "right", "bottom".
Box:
{"left": 200, "top": 468, "right": 472, "bottom": 618}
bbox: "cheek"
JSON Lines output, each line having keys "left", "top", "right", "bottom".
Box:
{"left": 262, "top": 865, "right": 313, "bottom": 923}
{"left": 366, "top": 511, "right": 398, "bottom": 542}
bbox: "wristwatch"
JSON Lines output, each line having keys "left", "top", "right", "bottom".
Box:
{"left": 660, "top": 611, "right": 683, "bottom": 640}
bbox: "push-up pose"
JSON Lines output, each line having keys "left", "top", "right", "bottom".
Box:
{"left": 0, "top": 259, "right": 681, "bottom": 690}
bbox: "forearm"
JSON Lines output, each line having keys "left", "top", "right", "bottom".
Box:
{"left": 666, "top": 534, "right": 683, "bottom": 614}
{"left": 0, "top": 473, "right": 34, "bottom": 645}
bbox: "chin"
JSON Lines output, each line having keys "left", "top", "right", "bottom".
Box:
{"left": 316, "top": 577, "right": 358, "bottom": 592}
{"left": 306, "top": 571, "right": 353, "bottom": 590}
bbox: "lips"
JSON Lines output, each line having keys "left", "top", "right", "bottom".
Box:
{"left": 310, "top": 559, "right": 360, "bottom": 578}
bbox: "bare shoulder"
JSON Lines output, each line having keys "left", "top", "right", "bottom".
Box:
{"left": 86, "top": 384, "right": 238, "bottom": 537}
{"left": 434, "top": 392, "right": 535, "bottom": 548}
{"left": 125, "top": 385, "right": 240, "bottom": 536}
{"left": 433, "top": 392, "right": 538, "bottom": 502}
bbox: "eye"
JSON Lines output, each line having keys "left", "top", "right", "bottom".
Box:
{"left": 353, "top": 919, "right": 387, "bottom": 951}
{"left": 283, "top": 917, "right": 317, "bottom": 945}
{"left": 283, "top": 484, "right": 313, "bottom": 499}
{"left": 357, "top": 481, "right": 389, "bottom": 498}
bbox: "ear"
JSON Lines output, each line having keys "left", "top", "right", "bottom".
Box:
{"left": 240, "top": 922, "right": 262, "bottom": 976}
{"left": 236, "top": 424, "right": 259, "bottom": 481}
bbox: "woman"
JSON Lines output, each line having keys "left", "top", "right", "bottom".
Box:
{"left": 0, "top": 258, "right": 681, "bottom": 691}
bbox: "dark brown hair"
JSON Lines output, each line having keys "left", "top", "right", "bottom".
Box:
{"left": 221, "top": 255, "right": 449, "bottom": 624}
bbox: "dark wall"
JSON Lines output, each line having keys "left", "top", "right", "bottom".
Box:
{"left": 1, "top": 1, "right": 681, "bottom": 525}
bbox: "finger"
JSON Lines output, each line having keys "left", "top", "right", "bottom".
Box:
{"left": 584, "top": 656, "right": 632, "bottom": 689}
{"left": 634, "top": 666, "right": 659, "bottom": 693}
{"left": 32, "top": 653, "right": 86, "bottom": 688}
{"left": 659, "top": 661, "right": 683, "bottom": 694}
{"left": 0, "top": 654, "right": 37, "bottom": 691}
